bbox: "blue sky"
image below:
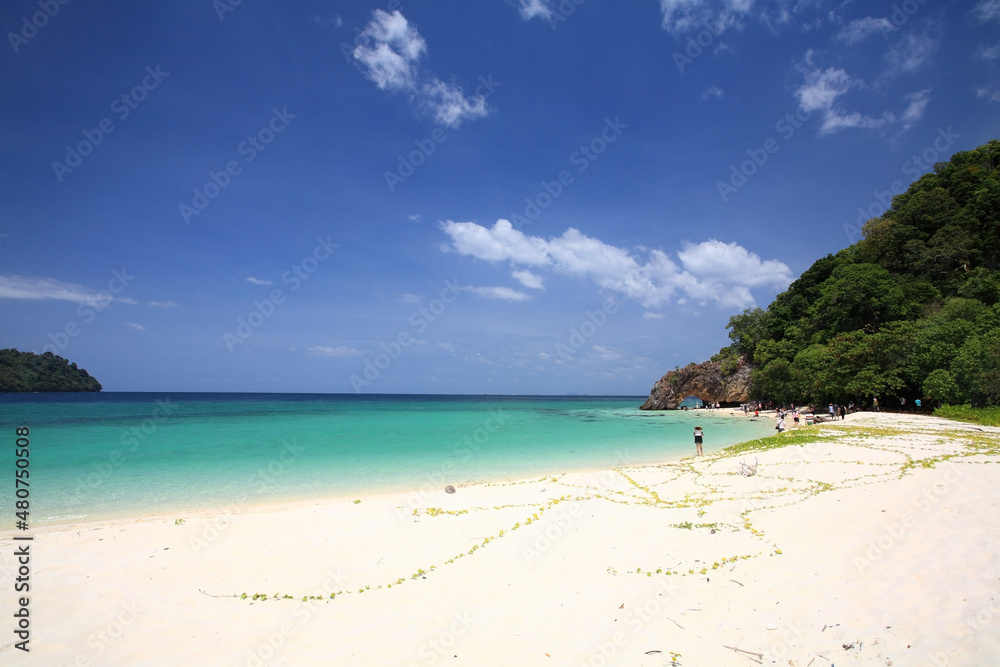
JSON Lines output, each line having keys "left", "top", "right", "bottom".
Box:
{"left": 1, "top": 0, "right": 998, "bottom": 395}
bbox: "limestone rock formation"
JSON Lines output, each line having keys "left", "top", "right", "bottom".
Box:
{"left": 640, "top": 358, "right": 753, "bottom": 410}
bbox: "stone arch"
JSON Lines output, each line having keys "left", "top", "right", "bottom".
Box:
{"left": 640, "top": 359, "right": 752, "bottom": 410}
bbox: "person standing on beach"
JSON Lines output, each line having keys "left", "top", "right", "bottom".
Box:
{"left": 873, "top": 397, "right": 879, "bottom": 411}
{"left": 694, "top": 426, "right": 704, "bottom": 457}
{"left": 839, "top": 404, "right": 846, "bottom": 420}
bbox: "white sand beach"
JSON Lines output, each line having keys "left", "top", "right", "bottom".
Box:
{"left": 3, "top": 412, "right": 999, "bottom": 666}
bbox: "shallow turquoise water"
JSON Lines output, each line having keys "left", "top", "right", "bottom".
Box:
{"left": 0, "top": 393, "right": 774, "bottom": 523}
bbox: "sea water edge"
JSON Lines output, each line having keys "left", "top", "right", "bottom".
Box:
{"left": 0, "top": 393, "right": 776, "bottom": 525}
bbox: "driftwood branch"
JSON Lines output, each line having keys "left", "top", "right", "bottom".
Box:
{"left": 722, "top": 644, "right": 764, "bottom": 659}
{"left": 737, "top": 457, "right": 759, "bottom": 477}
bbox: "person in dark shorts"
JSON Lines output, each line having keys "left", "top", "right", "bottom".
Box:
{"left": 694, "top": 425, "right": 704, "bottom": 457}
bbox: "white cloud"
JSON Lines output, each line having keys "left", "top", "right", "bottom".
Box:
{"left": 901, "top": 89, "right": 931, "bottom": 129}
{"left": 643, "top": 312, "right": 665, "bottom": 320}
{"left": 440, "top": 219, "right": 792, "bottom": 309}
{"left": 974, "top": 0, "right": 1000, "bottom": 22}
{"left": 308, "top": 345, "right": 364, "bottom": 357}
{"left": 464, "top": 286, "right": 532, "bottom": 302}
{"left": 419, "top": 79, "right": 488, "bottom": 127}
{"left": 148, "top": 301, "right": 178, "bottom": 308}
{"left": 977, "top": 43, "right": 1000, "bottom": 61}
{"left": 836, "top": 17, "right": 894, "bottom": 44}
{"left": 795, "top": 63, "right": 856, "bottom": 113}
{"left": 442, "top": 219, "right": 549, "bottom": 265}
{"left": 353, "top": 9, "right": 425, "bottom": 91}
{"left": 658, "top": 0, "right": 748, "bottom": 35}
{"left": 512, "top": 269, "right": 545, "bottom": 290}
{"left": 676, "top": 239, "right": 791, "bottom": 287}
{"left": 975, "top": 86, "right": 1000, "bottom": 103}
{"left": 591, "top": 345, "right": 623, "bottom": 361}
{"left": 518, "top": 0, "right": 554, "bottom": 21}
{"left": 309, "top": 15, "right": 342, "bottom": 28}
{"left": 246, "top": 277, "right": 273, "bottom": 286}
{"left": 700, "top": 85, "right": 724, "bottom": 100}
{"left": 885, "top": 32, "right": 939, "bottom": 75}
{"left": 352, "top": 10, "right": 488, "bottom": 128}
{"left": 795, "top": 60, "right": 893, "bottom": 135}
{"left": 125, "top": 322, "right": 145, "bottom": 331}
{"left": 659, "top": 0, "right": 825, "bottom": 36}
{"left": 0, "top": 275, "right": 132, "bottom": 307}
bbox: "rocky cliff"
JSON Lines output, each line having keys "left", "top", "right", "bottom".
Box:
{"left": 639, "top": 358, "right": 753, "bottom": 410}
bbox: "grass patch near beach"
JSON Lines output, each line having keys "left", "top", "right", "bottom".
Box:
{"left": 934, "top": 404, "right": 1000, "bottom": 427}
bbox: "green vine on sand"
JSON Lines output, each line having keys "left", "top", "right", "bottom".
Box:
{"left": 228, "top": 419, "right": 999, "bottom": 601}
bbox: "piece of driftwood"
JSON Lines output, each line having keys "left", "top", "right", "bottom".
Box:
{"left": 738, "top": 457, "right": 759, "bottom": 477}
{"left": 722, "top": 644, "right": 763, "bottom": 659}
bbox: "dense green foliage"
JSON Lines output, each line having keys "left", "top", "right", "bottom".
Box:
{"left": 717, "top": 139, "right": 1000, "bottom": 407}
{"left": 0, "top": 349, "right": 102, "bottom": 392}
{"left": 932, "top": 405, "right": 1000, "bottom": 427}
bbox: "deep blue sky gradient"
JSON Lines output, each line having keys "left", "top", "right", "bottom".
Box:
{"left": 1, "top": 0, "right": 998, "bottom": 393}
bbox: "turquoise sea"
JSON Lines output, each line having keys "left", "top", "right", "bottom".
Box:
{"left": 0, "top": 393, "right": 775, "bottom": 524}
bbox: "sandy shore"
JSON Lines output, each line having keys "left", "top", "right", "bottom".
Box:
{"left": 3, "top": 412, "right": 999, "bottom": 666}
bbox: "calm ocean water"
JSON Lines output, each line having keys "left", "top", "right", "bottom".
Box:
{"left": 0, "top": 393, "right": 775, "bottom": 524}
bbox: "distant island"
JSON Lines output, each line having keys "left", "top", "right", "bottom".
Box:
{"left": 0, "top": 349, "right": 103, "bottom": 392}
{"left": 644, "top": 138, "right": 1000, "bottom": 410}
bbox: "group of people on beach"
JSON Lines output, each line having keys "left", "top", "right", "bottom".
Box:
{"left": 693, "top": 402, "right": 838, "bottom": 456}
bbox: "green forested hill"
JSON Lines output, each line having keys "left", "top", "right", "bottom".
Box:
{"left": 0, "top": 349, "right": 103, "bottom": 392}
{"left": 714, "top": 139, "right": 1000, "bottom": 407}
